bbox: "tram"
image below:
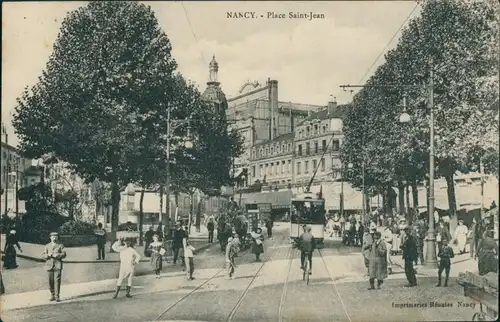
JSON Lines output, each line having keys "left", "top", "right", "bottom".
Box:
{"left": 290, "top": 191, "right": 326, "bottom": 248}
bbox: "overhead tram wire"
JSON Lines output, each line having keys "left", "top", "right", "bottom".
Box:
{"left": 357, "top": 1, "right": 420, "bottom": 85}
{"left": 181, "top": 1, "right": 206, "bottom": 66}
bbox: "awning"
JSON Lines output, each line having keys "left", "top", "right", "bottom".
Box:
{"left": 230, "top": 168, "right": 246, "bottom": 179}
{"left": 241, "top": 190, "right": 293, "bottom": 210}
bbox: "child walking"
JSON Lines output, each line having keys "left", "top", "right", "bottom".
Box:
{"left": 112, "top": 238, "right": 141, "bottom": 299}
{"left": 436, "top": 238, "right": 455, "bottom": 287}
{"left": 148, "top": 234, "right": 165, "bottom": 278}
{"left": 184, "top": 241, "right": 196, "bottom": 280}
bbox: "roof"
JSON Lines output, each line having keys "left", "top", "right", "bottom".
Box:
{"left": 253, "top": 132, "right": 294, "bottom": 148}
{"left": 298, "top": 104, "right": 350, "bottom": 125}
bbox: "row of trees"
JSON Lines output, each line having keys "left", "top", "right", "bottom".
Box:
{"left": 341, "top": 0, "right": 499, "bottom": 217}
{"left": 13, "top": 2, "right": 244, "bottom": 239}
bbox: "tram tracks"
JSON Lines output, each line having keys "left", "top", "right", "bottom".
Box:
{"left": 153, "top": 233, "right": 290, "bottom": 322}
{"left": 276, "top": 242, "right": 353, "bottom": 322}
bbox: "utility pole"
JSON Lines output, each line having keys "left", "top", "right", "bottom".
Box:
{"left": 2, "top": 124, "right": 9, "bottom": 216}
{"left": 340, "top": 61, "right": 437, "bottom": 268}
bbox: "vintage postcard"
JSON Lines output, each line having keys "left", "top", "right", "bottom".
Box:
{"left": 1, "top": 1, "right": 498, "bottom": 321}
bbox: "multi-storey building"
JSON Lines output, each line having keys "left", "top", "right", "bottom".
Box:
{"left": 226, "top": 77, "right": 324, "bottom": 184}
{"left": 1, "top": 141, "right": 32, "bottom": 215}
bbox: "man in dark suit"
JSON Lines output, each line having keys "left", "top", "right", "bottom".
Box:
{"left": 401, "top": 226, "right": 418, "bottom": 287}
{"left": 172, "top": 223, "right": 187, "bottom": 266}
{"left": 43, "top": 232, "right": 67, "bottom": 302}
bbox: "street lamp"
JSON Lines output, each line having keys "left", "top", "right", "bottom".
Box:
{"left": 397, "top": 75, "right": 438, "bottom": 269}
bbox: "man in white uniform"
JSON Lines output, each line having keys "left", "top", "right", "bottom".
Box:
{"left": 112, "top": 238, "right": 141, "bottom": 299}
{"left": 382, "top": 226, "right": 394, "bottom": 274}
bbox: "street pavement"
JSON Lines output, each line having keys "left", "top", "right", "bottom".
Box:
{"left": 1, "top": 223, "right": 487, "bottom": 322}
{"left": 1, "top": 236, "right": 213, "bottom": 294}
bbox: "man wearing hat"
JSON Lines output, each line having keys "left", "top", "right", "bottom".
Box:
{"left": 401, "top": 226, "right": 418, "bottom": 287}
{"left": 42, "top": 232, "right": 67, "bottom": 302}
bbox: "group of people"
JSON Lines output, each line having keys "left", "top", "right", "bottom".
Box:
{"left": 326, "top": 213, "right": 364, "bottom": 247}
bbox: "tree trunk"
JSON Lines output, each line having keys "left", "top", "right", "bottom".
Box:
{"left": 382, "top": 190, "right": 387, "bottom": 216}
{"left": 411, "top": 179, "right": 419, "bottom": 210}
{"left": 364, "top": 193, "right": 370, "bottom": 214}
{"left": 405, "top": 185, "right": 411, "bottom": 223}
{"left": 109, "top": 182, "right": 121, "bottom": 252}
{"left": 138, "top": 187, "right": 145, "bottom": 246}
{"left": 445, "top": 173, "right": 457, "bottom": 218}
{"left": 398, "top": 182, "right": 405, "bottom": 218}
{"left": 385, "top": 185, "right": 394, "bottom": 217}
{"left": 159, "top": 185, "right": 163, "bottom": 226}
{"left": 195, "top": 196, "right": 201, "bottom": 232}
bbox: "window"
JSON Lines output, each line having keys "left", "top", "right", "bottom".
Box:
{"left": 306, "top": 126, "right": 310, "bottom": 136}
{"left": 314, "top": 141, "right": 318, "bottom": 154}
{"left": 282, "top": 144, "right": 285, "bottom": 153}
{"left": 270, "top": 163, "right": 273, "bottom": 176}
{"left": 288, "top": 143, "right": 291, "bottom": 151}
{"left": 281, "top": 161, "right": 285, "bottom": 174}
{"left": 252, "top": 150, "right": 256, "bottom": 159}
{"left": 288, "top": 160, "right": 291, "bottom": 173}
{"left": 305, "top": 161, "right": 309, "bottom": 173}
{"left": 260, "top": 164, "right": 263, "bottom": 176}
{"left": 322, "top": 125, "right": 327, "bottom": 133}
{"left": 322, "top": 140, "right": 327, "bottom": 152}
{"left": 252, "top": 166, "right": 256, "bottom": 177}
{"left": 306, "top": 142, "right": 310, "bottom": 155}
{"left": 275, "top": 163, "right": 278, "bottom": 175}
{"left": 271, "top": 147, "right": 274, "bottom": 155}
{"left": 297, "top": 162, "right": 301, "bottom": 174}
{"left": 321, "top": 158, "right": 325, "bottom": 172}
{"left": 332, "top": 140, "right": 340, "bottom": 151}
{"left": 265, "top": 164, "right": 268, "bottom": 175}
{"left": 312, "top": 160, "right": 317, "bottom": 172}
{"left": 298, "top": 145, "right": 302, "bottom": 156}
{"left": 314, "top": 124, "right": 318, "bottom": 134}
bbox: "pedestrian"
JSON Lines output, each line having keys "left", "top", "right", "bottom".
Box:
{"left": 391, "top": 222, "right": 401, "bottom": 255}
{"left": 43, "top": 232, "right": 66, "bottom": 302}
{"left": 401, "top": 226, "right": 418, "bottom": 287}
{"left": 184, "top": 240, "right": 196, "bottom": 280}
{"left": 226, "top": 234, "right": 241, "bottom": 279}
{"left": 265, "top": 219, "right": 273, "bottom": 239}
{"left": 362, "top": 225, "right": 374, "bottom": 276}
{"left": 218, "top": 221, "right": 226, "bottom": 252}
{"left": 172, "top": 223, "right": 187, "bottom": 266}
{"left": 476, "top": 230, "right": 499, "bottom": 276}
{"left": 144, "top": 226, "right": 155, "bottom": 257}
{"left": 3, "top": 228, "right": 22, "bottom": 269}
{"left": 416, "top": 219, "right": 426, "bottom": 265}
{"left": 436, "top": 238, "right": 454, "bottom": 287}
{"left": 339, "top": 215, "right": 345, "bottom": 237}
{"left": 94, "top": 223, "right": 106, "bottom": 260}
{"left": 368, "top": 231, "right": 387, "bottom": 290}
{"left": 250, "top": 227, "right": 264, "bottom": 261}
{"left": 382, "top": 225, "right": 393, "bottom": 275}
{"left": 454, "top": 220, "right": 468, "bottom": 254}
{"left": 468, "top": 216, "right": 481, "bottom": 258}
{"left": 436, "top": 220, "right": 451, "bottom": 255}
{"left": 148, "top": 234, "right": 165, "bottom": 278}
{"left": 207, "top": 218, "right": 215, "bottom": 243}
{"left": 112, "top": 238, "right": 141, "bottom": 299}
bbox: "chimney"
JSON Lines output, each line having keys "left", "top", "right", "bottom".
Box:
{"left": 327, "top": 99, "right": 337, "bottom": 115}
{"left": 269, "top": 80, "right": 278, "bottom": 139}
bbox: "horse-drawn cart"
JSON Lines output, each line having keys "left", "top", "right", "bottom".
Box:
{"left": 458, "top": 271, "right": 498, "bottom": 321}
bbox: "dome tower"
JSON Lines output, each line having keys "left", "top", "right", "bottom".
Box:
{"left": 201, "top": 55, "right": 228, "bottom": 117}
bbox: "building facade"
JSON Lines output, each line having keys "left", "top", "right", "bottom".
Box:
{"left": 227, "top": 78, "right": 324, "bottom": 183}
{"left": 1, "top": 141, "right": 32, "bottom": 215}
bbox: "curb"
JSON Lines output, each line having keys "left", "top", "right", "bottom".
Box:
{"left": 2, "top": 242, "right": 215, "bottom": 264}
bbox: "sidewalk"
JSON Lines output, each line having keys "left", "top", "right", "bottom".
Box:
{"left": 390, "top": 244, "right": 478, "bottom": 277}
{"left": 0, "top": 267, "right": 222, "bottom": 312}
{"left": 1, "top": 229, "right": 213, "bottom": 263}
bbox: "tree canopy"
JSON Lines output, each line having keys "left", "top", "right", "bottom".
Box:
{"left": 341, "top": 0, "right": 499, "bottom": 214}
{"left": 13, "top": 1, "right": 243, "bottom": 232}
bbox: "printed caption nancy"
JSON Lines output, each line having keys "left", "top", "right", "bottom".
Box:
{"left": 226, "top": 12, "right": 325, "bottom": 21}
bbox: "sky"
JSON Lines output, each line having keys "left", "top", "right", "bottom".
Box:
{"left": 2, "top": 1, "right": 421, "bottom": 147}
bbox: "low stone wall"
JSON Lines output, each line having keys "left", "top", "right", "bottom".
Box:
{"left": 59, "top": 235, "right": 96, "bottom": 247}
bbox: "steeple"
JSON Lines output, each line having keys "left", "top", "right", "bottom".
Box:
{"left": 208, "top": 55, "right": 220, "bottom": 86}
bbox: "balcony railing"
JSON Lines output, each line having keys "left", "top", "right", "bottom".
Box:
{"left": 294, "top": 147, "right": 340, "bottom": 157}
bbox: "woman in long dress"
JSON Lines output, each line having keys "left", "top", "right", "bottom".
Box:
{"left": 368, "top": 231, "right": 388, "bottom": 290}
{"left": 250, "top": 228, "right": 264, "bottom": 261}
{"left": 3, "top": 229, "right": 22, "bottom": 269}
{"left": 476, "top": 230, "right": 499, "bottom": 276}
{"left": 454, "top": 220, "right": 468, "bottom": 254}
{"left": 148, "top": 234, "right": 164, "bottom": 278}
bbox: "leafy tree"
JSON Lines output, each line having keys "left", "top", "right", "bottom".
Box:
{"left": 13, "top": 1, "right": 180, "bottom": 240}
